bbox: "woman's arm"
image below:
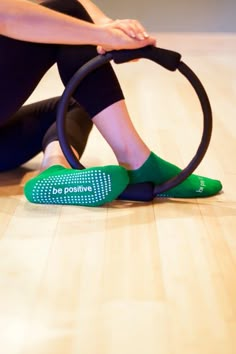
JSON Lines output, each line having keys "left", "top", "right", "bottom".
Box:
{"left": 0, "top": 0, "right": 156, "bottom": 49}
{"left": 0, "top": 0, "right": 104, "bottom": 45}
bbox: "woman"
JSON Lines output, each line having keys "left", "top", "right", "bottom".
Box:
{"left": 0, "top": 0, "right": 222, "bottom": 207}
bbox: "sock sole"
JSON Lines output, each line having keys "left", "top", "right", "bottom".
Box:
{"left": 24, "top": 166, "right": 129, "bottom": 207}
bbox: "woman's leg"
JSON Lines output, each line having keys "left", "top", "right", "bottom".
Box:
{"left": 0, "top": 0, "right": 129, "bottom": 205}
{"left": 20, "top": 100, "right": 129, "bottom": 207}
{"left": 0, "top": 98, "right": 60, "bottom": 171}
{"left": 0, "top": 97, "right": 91, "bottom": 171}
{"left": 0, "top": 97, "right": 128, "bottom": 206}
{"left": 52, "top": 1, "right": 222, "bottom": 198}
{"left": 93, "top": 101, "right": 223, "bottom": 198}
{"left": 54, "top": 0, "right": 150, "bottom": 169}
{"left": 40, "top": 99, "right": 93, "bottom": 170}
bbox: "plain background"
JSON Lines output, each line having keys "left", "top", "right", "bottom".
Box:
{"left": 94, "top": 0, "right": 236, "bottom": 32}
{"left": 31, "top": 0, "right": 236, "bottom": 32}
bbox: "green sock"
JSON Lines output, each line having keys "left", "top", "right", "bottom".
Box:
{"left": 24, "top": 165, "right": 129, "bottom": 207}
{"left": 128, "top": 152, "right": 222, "bottom": 198}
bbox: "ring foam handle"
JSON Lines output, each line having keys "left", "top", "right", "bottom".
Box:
{"left": 110, "top": 46, "right": 182, "bottom": 71}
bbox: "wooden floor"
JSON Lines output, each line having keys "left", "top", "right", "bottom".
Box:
{"left": 0, "top": 33, "right": 236, "bottom": 354}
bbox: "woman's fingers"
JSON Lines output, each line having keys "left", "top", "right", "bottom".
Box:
{"left": 113, "top": 19, "right": 149, "bottom": 40}
{"left": 97, "top": 45, "right": 106, "bottom": 54}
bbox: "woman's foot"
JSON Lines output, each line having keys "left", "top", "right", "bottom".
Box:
{"left": 25, "top": 141, "right": 129, "bottom": 207}
{"left": 24, "top": 164, "right": 129, "bottom": 207}
{"left": 127, "top": 152, "right": 223, "bottom": 198}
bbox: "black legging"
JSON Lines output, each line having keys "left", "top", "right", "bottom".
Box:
{"left": 0, "top": 0, "right": 124, "bottom": 172}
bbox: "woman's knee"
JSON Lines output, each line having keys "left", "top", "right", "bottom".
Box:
{"left": 41, "top": 0, "right": 93, "bottom": 23}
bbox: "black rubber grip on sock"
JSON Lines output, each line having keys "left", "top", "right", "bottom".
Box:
{"left": 110, "top": 46, "right": 182, "bottom": 71}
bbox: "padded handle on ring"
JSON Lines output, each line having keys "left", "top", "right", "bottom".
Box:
{"left": 110, "top": 46, "right": 182, "bottom": 71}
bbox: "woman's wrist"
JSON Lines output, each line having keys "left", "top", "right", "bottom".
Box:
{"left": 94, "top": 16, "right": 113, "bottom": 25}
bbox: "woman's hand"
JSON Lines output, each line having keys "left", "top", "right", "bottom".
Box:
{"left": 108, "top": 18, "right": 150, "bottom": 40}
{"left": 97, "top": 19, "right": 156, "bottom": 54}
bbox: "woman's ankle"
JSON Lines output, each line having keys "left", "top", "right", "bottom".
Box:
{"left": 40, "top": 141, "right": 79, "bottom": 171}
{"left": 117, "top": 148, "right": 151, "bottom": 170}
{"left": 40, "top": 155, "right": 69, "bottom": 171}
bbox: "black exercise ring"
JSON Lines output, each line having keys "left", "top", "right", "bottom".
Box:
{"left": 57, "top": 46, "right": 212, "bottom": 200}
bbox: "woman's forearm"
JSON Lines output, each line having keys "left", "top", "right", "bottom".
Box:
{"left": 0, "top": 0, "right": 156, "bottom": 51}
{"left": 0, "top": 0, "right": 103, "bottom": 45}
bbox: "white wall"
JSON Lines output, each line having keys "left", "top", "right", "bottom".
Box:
{"left": 95, "top": 0, "right": 236, "bottom": 32}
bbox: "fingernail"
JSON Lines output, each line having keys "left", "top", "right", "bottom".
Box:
{"left": 143, "top": 32, "right": 149, "bottom": 38}
{"left": 138, "top": 33, "right": 145, "bottom": 40}
{"left": 130, "top": 31, "right": 136, "bottom": 38}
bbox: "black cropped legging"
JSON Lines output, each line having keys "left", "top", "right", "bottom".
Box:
{"left": 0, "top": 0, "right": 124, "bottom": 172}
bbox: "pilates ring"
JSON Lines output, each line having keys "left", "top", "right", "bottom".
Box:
{"left": 57, "top": 46, "right": 212, "bottom": 201}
